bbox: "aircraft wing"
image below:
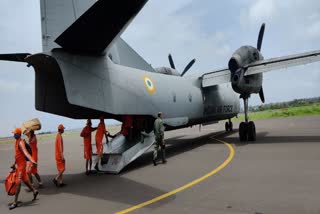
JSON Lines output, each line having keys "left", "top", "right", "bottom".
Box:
{"left": 202, "top": 68, "right": 230, "bottom": 88}
{"left": 244, "top": 50, "right": 320, "bottom": 76}
{"left": 202, "top": 50, "right": 320, "bottom": 87}
{"left": 55, "top": 0, "right": 148, "bottom": 54}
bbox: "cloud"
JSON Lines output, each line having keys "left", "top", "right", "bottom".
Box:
{"left": 0, "top": 80, "right": 19, "bottom": 93}
{"left": 248, "top": 0, "right": 276, "bottom": 25}
{"left": 123, "top": 0, "right": 233, "bottom": 73}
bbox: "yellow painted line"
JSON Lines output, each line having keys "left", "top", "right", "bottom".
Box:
{"left": 115, "top": 137, "right": 235, "bottom": 214}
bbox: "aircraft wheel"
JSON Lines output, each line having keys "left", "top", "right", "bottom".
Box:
{"left": 239, "top": 122, "right": 247, "bottom": 141}
{"left": 229, "top": 122, "right": 233, "bottom": 131}
{"left": 225, "top": 122, "right": 229, "bottom": 132}
{"left": 247, "top": 121, "right": 256, "bottom": 141}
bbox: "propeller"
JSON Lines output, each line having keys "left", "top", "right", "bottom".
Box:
{"left": 257, "top": 23, "right": 266, "bottom": 103}
{"left": 168, "top": 54, "right": 176, "bottom": 69}
{"left": 168, "top": 54, "right": 196, "bottom": 76}
{"left": 259, "top": 87, "right": 265, "bottom": 103}
{"left": 257, "top": 23, "right": 265, "bottom": 52}
{"left": 181, "top": 59, "right": 196, "bottom": 76}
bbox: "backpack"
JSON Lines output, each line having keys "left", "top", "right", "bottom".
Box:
{"left": 19, "top": 139, "right": 32, "bottom": 161}
{"left": 5, "top": 169, "right": 17, "bottom": 196}
{"left": 25, "top": 141, "right": 33, "bottom": 161}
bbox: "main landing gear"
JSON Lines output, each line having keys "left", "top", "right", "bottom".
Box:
{"left": 239, "top": 96, "right": 256, "bottom": 141}
{"left": 225, "top": 118, "right": 233, "bottom": 132}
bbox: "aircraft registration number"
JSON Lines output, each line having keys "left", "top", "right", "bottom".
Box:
{"left": 205, "top": 105, "right": 233, "bottom": 115}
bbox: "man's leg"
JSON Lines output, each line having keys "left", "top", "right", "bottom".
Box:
{"left": 56, "top": 169, "right": 65, "bottom": 185}
{"left": 161, "top": 143, "right": 167, "bottom": 163}
{"left": 27, "top": 163, "right": 34, "bottom": 186}
{"left": 85, "top": 160, "right": 89, "bottom": 173}
{"left": 54, "top": 161, "right": 65, "bottom": 186}
{"left": 153, "top": 143, "right": 159, "bottom": 166}
{"left": 89, "top": 158, "right": 92, "bottom": 171}
{"left": 95, "top": 154, "right": 102, "bottom": 171}
{"left": 28, "top": 174, "right": 33, "bottom": 185}
{"left": 95, "top": 142, "right": 102, "bottom": 171}
{"left": 23, "top": 179, "right": 38, "bottom": 200}
{"left": 10, "top": 183, "right": 21, "bottom": 209}
{"left": 34, "top": 173, "right": 43, "bottom": 187}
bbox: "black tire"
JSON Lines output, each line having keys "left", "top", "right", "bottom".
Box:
{"left": 247, "top": 121, "right": 256, "bottom": 141}
{"left": 229, "top": 122, "right": 233, "bottom": 131}
{"left": 239, "top": 122, "right": 247, "bottom": 141}
{"left": 225, "top": 122, "right": 229, "bottom": 132}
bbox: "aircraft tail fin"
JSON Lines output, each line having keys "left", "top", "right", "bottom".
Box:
{"left": 54, "top": 0, "right": 148, "bottom": 55}
{"left": 40, "top": 0, "right": 96, "bottom": 52}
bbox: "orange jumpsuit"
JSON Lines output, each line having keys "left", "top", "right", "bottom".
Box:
{"left": 55, "top": 133, "right": 65, "bottom": 173}
{"left": 95, "top": 122, "right": 106, "bottom": 156}
{"left": 80, "top": 126, "right": 96, "bottom": 160}
{"left": 27, "top": 135, "right": 38, "bottom": 175}
{"left": 121, "top": 115, "right": 133, "bottom": 136}
{"left": 14, "top": 138, "right": 36, "bottom": 185}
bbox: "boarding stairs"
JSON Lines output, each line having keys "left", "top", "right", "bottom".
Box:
{"left": 93, "top": 131, "right": 155, "bottom": 174}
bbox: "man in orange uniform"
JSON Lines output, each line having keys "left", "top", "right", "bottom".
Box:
{"left": 120, "top": 115, "right": 133, "bottom": 137}
{"left": 53, "top": 124, "right": 66, "bottom": 187}
{"left": 9, "top": 128, "right": 38, "bottom": 210}
{"left": 25, "top": 129, "right": 43, "bottom": 188}
{"left": 95, "top": 116, "right": 107, "bottom": 171}
{"left": 80, "top": 119, "right": 97, "bottom": 175}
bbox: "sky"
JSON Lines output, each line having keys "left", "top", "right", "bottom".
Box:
{"left": 0, "top": 0, "right": 320, "bottom": 137}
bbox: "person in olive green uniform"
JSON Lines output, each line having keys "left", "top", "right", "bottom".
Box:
{"left": 153, "top": 112, "right": 166, "bottom": 166}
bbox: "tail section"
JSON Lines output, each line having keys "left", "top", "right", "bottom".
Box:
{"left": 40, "top": 0, "right": 96, "bottom": 52}
{"left": 54, "top": 0, "right": 148, "bottom": 55}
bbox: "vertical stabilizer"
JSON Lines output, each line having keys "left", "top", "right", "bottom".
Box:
{"left": 40, "top": 0, "right": 95, "bottom": 52}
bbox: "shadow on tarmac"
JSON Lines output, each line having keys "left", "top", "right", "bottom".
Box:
{"left": 31, "top": 130, "right": 235, "bottom": 207}
{"left": 222, "top": 129, "right": 320, "bottom": 145}
{"left": 37, "top": 173, "right": 172, "bottom": 207}
{"left": 122, "top": 131, "right": 233, "bottom": 174}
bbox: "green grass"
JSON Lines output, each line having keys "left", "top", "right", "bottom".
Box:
{"left": 236, "top": 104, "right": 320, "bottom": 121}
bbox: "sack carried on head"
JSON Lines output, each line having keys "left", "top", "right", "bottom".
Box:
{"left": 21, "top": 118, "right": 41, "bottom": 134}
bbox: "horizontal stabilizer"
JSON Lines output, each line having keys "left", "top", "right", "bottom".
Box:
{"left": 0, "top": 53, "right": 30, "bottom": 62}
{"left": 55, "top": 0, "right": 148, "bottom": 54}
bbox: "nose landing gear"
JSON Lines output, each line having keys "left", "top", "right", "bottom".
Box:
{"left": 225, "top": 119, "right": 233, "bottom": 132}
{"left": 239, "top": 96, "right": 256, "bottom": 142}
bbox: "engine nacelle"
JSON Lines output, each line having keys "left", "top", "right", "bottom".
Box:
{"left": 155, "top": 67, "right": 181, "bottom": 76}
{"left": 231, "top": 68, "right": 262, "bottom": 95}
{"left": 228, "top": 46, "right": 264, "bottom": 96}
{"left": 228, "top": 46, "right": 263, "bottom": 72}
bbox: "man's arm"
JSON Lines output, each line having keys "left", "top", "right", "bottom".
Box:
{"left": 60, "top": 136, "right": 64, "bottom": 161}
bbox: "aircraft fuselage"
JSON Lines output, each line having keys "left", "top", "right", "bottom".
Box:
{"left": 26, "top": 49, "right": 240, "bottom": 130}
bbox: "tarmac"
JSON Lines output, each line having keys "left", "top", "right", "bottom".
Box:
{"left": 1, "top": 116, "right": 320, "bottom": 214}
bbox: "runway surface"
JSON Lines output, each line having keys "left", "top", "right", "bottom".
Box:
{"left": 1, "top": 116, "right": 320, "bottom": 214}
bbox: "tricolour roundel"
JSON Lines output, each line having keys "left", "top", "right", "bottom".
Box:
{"left": 143, "top": 76, "right": 156, "bottom": 94}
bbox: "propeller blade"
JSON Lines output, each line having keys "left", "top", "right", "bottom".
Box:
{"left": 181, "top": 59, "right": 196, "bottom": 76}
{"left": 168, "top": 54, "right": 176, "bottom": 69}
{"left": 0, "top": 53, "right": 30, "bottom": 62}
{"left": 259, "top": 87, "right": 265, "bottom": 103}
{"left": 257, "top": 23, "right": 266, "bottom": 51}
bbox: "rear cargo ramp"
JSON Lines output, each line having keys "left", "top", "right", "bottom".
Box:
{"left": 93, "top": 132, "right": 155, "bottom": 174}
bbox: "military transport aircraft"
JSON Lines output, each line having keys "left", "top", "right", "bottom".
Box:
{"left": 1, "top": 0, "right": 320, "bottom": 172}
